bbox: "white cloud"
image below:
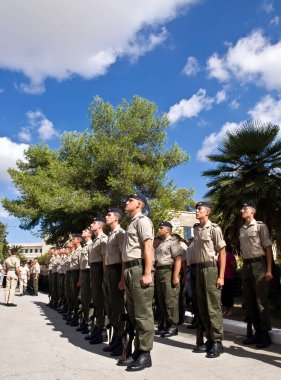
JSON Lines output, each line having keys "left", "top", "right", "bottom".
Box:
{"left": 0, "top": 0, "right": 199, "bottom": 94}
{"left": 197, "top": 122, "right": 241, "bottom": 161}
{"left": 167, "top": 88, "right": 214, "bottom": 124}
{"left": 229, "top": 99, "right": 240, "bottom": 109}
{"left": 18, "top": 111, "right": 58, "bottom": 141}
{"left": 0, "top": 137, "right": 28, "bottom": 181}
{"left": 207, "top": 30, "right": 281, "bottom": 91}
{"left": 215, "top": 89, "right": 227, "bottom": 104}
{"left": 182, "top": 56, "right": 200, "bottom": 76}
{"left": 0, "top": 205, "right": 11, "bottom": 219}
{"left": 270, "top": 16, "right": 280, "bottom": 26}
{"left": 248, "top": 95, "right": 281, "bottom": 126}
{"left": 262, "top": 1, "right": 274, "bottom": 14}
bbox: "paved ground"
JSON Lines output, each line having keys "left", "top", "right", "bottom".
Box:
{"left": 0, "top": 289, "right": 280, "bottom": 380}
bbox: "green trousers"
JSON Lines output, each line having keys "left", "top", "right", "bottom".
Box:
{"left": 65, "top": 271, "right": 71, "bottom": 311}
{"left": 90, "top": 262, "right": 105, "bottom": 329}
{"left": 242, "top": 259, "right": 271, "bottom": 332}
{"left": 69, "top": 270, "right": 80, "bottom": 317}
{"left": 51, "top": 272, "right": 59, "bottom": 305}
{"left": 196, "top": 266, "right": 223, "bottom": 341}
{"left": 59, "top": 274, "right": 65, "bottom": 304}
{"left": 81, "top": 269, "right": 92, "bottom": 322}
{"left": 155, "top": 268, "right": 179, "bottom": 326}
{"left": 124, "top": 264, "right": 154, "bottom": 352}
{"left": 103, "top": 264, "right": 125, "bottom": 337}
{"left": 32, "top": 274, "right": 39, "bottom": 295}
{"left": 48, "top": 270, "right": 52, "bottom": 297}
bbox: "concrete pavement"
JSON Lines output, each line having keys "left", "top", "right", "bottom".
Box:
{"left": 0, "top": 289, "right": 280, "bottom": 380}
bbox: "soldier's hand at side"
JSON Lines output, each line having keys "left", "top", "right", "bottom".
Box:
{"left": 172, "top": 277, "right": 180, "bottom": 287}
{"left": 118, "top": 279, "right": 125, "bottom": 290}
{"left": 141, "top": 273, "right": 152, "bottom": 287}
{"left": 216, "top": 277, "right": 224, "bottom": 289}
{"left": 265, "top": 272, "right": 273, "bottom": 282}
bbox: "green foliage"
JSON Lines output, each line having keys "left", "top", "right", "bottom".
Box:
{"left": 2, "top": 96, "right": 193, "bottom": 243}
{"left": 38, "top": 252, "right": 52, "bottom": 266}
{"left": 0, "top": 222, "right": 9, "bottom": 262}
{"left": 202, "top": 120, "right": 281, "bottom": 245}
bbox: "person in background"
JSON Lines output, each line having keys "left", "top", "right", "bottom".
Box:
{"left": 218, "top": 245, "right": 237, "bottom": 316}
{"left": 19, "top": 260, "right": 30, "bottom": 296}
{"left": 3, "top": 248, "right": 21, "bottom": 306}
{"left": 31, "top": 258, "right": 41, "bottom": 296}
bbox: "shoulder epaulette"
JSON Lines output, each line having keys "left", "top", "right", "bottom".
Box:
{"left": 211, "top": 223, "right": 219, "bottom": 228}
{"left": 257, "top": 221, "right": 264, "bottom": 224}
{"left": 139, "top": 214, "right": 145, "bottom": 218}
{"left": 193, "top": 223, "right": 200, "bottom": 228}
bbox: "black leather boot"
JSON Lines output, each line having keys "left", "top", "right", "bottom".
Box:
{"left": 126, "top": 351, "right": 152, "bottom": 371}
{"left": 206, "top": 341, "right": 223, "bottom": 358}
{"left": 256, "top": 331, "right": 271, "bottom": 349}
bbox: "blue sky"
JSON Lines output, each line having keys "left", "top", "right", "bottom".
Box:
{"left": 1, "top": 0, "right": 281, "bottom": 243}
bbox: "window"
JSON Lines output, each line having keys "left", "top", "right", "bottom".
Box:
{"left": 30, "top": 249, "right": 33, "bottom": 253}
{"left": 25, "top": 249, "right": 28, "bottom": 253}
{"left": 40, "top": 249, "right": 42, "bottom": 253}
{"left": 35, "top": 249, "right": 38, "bottom": 253}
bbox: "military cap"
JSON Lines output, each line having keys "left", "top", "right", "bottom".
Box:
{"left": 92, "top": 216, "right": 106, "bottom": 224}
{"left": 71, "top": 233, "right": 83, "bottom": 239}
{"left": 195, "top": 201, "right": 212, "bottom": 209}
{"left": 159, "top": 221, "right": 173, "bottom": 229}
{"left": 10, "top": 247, "right": 18, "bottom": 253}
{"left": 126, "top": 191, "right": 147, "bottom": 205}
{"left": 242, "top": 202, "right": 256, "bottom": 209}
{"left": 108, "top": 207, "right": 123, "bottom": 217}
{"left": 171, "top": 233, "right": 183, "bottom": 241}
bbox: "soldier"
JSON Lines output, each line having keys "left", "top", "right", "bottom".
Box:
{"left": 239, "top": 202, "right": 273, "bottom": 348}
{"left": 31, "top": 258, "right": 41, "bottom": 296}
{"left": 67, "top": 234, "right": 83, "bottom": 326}
{"left": 119, "top": 192, "right": 154, "bottom": 371}
{"left": 77, "top": 228, "right": 93, "bottom": 334}
{"left": 50, "top": 248, "right": 60, "bottom": 308}
{"left": 63, "top": 243, "right": 73, "bottom": 317}
{"left": 88, "top": 217, "right": 108, "bottom": 344}
{"left": 58, "top": 248, "right": 67, "bottom": 312}
{"left": 193, "top": 201, "right": 226, "bottom": 358}
{"left": 3, "top": 248, "right": 21, "bottom": 306}
{"left": 103, "top": 208, "right": 126, "bottom": 356}
{"left": 47, "top": 247, "right": 55, "bottom": 306}
{"left": 155, "top": 222, "right": 182, "bottom": 338}
{"left": 19, "top": 260, "right": 30, "bottom": 296}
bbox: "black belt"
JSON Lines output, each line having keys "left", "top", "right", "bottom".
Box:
{"left": 90, "top": 262, "right": 103, "bottom": 267}
{"left": 81, "top": 268, "right": 90, "bottom": 272}
{"left": 106, "top": 263, "right": 122, "bottom": 268}
{"left": 190, "top": 264, "right": 197, "bottom": 269}
{"left": 156, "top": 265, "right": 173, "bottom": 270}
{"left": 124, "top": 259, "right": 144, "bottom": 269}
{"left": 196, "top": 262, "right": 217, "bottom": 269}
{"left": 70, "top": 269, "right": 80, "bottom": 273}
{"left": 244, "top": 256, "right": 264, "bottom": 264}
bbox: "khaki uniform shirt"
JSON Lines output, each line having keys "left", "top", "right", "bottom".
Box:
{"left": 155, "top": 235, "right": 182, "bottom": 266}
{"left": 193, "top": 220, "right": 226, "bottom": 263}
{"left": 80, "top": 240, "right": 92, "bottom": 270}
{"left": 60, "top": 255, "right": 67, "bottom": 274}
{"left": 70, "top": 246, "right": 82, "bottom": 270}
{"left": 65, "top": 255, "right": 71, "bottom": 272}
{"left": 48, "top": 255, "right": 55, "bottom": 271}
{"left": 187, "top": 241, "right": 198, "bottom": 265}
{"left": 89, "top": 232, "right": 108, "bottom": 264}
{"left": 239, "top": 219, "right": 272, "bottom": 259}
{"left": 105, "top": 226, "right": 125, "bottom": 266}
{"left": 4, "top": 256, "right": 20, "bottom": 273}
{"left": 56, "top": 256, "right": 63, "bottom": 274}
{"left": 122, "top": 212, "right": 154, "bottom": 262}
{"left": 51, "top": 255, "right": 60, "bottom": 273}
{"left": 31, "top": 262, "right": 41, "bottom": 274}
{"left": 19, "top": 264, "right": 30, "bottom": 278}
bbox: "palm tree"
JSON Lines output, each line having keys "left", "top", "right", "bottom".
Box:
{"left": 202, "top": 120, "right": 281, "bottom": 246}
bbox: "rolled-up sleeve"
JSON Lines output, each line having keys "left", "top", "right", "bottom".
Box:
{"left": 213, "top": 227, "right": 226, "bottom": 252}
{"left": 260, "top": 224, "right": 272, "bottom": 249}
{"left": 138, "top": 218, "right": 154, "bottom": 243}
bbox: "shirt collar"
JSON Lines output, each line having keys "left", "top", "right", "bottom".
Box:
{"left": 131, "top": 211, "right": 143, "bottom": 221}
{"left": 243, "top": 218, "right": 257, "bottom": 228}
